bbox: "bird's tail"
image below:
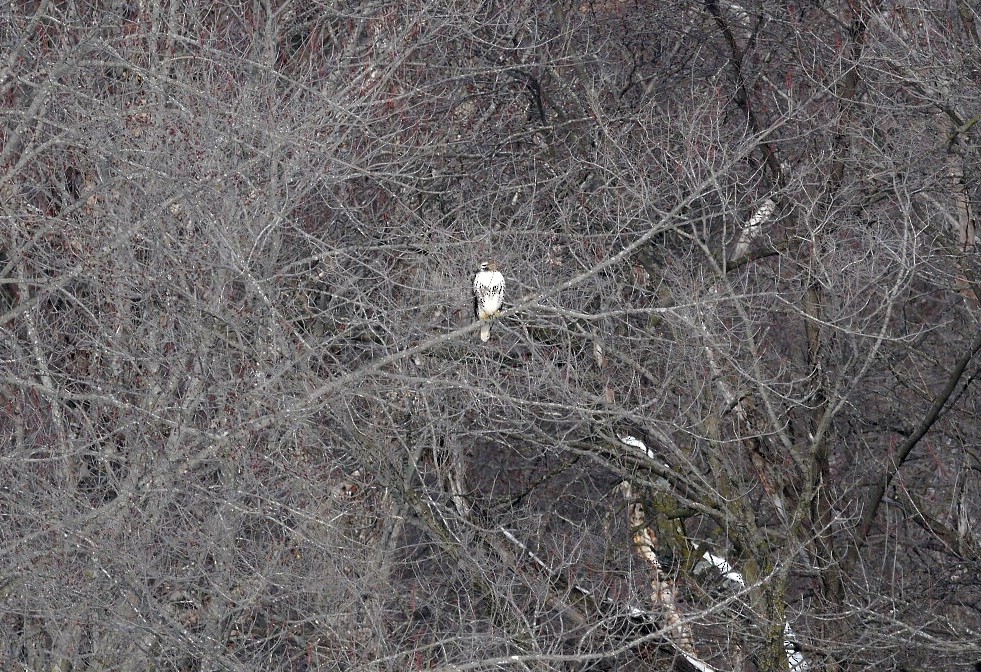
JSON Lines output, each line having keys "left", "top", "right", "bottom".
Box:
{"left": 480, "top": 322, "right": 491, "bottom": 342}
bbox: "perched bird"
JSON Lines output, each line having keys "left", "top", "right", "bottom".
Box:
{"left": 473, "top": 261, "right": 505, "bottom": 342}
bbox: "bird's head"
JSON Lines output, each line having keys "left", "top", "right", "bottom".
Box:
{"left": 480, "top": 261, "right": 497, "bottom": 272}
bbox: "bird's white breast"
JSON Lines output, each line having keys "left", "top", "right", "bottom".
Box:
{"left": 474, "top": 271, "right": 505, "bottom": 318}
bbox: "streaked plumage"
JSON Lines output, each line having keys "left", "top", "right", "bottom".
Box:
{"left": 473, "top": 261, "right": 505, "bottom": 342}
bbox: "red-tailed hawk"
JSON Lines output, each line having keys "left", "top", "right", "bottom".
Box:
{"left": 473, "top": 261, "right": 505, "bottom": 342}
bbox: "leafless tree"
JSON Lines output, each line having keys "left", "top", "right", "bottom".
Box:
{"left": 1, "top": 1, "right": 979, "bottom": 671}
